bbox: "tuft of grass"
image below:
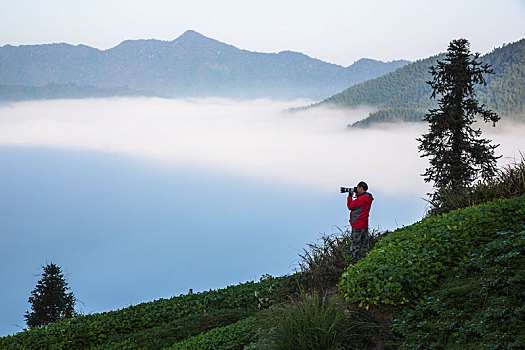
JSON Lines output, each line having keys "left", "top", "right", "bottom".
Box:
{"left": 429, "top": 154, "right": 525, "bottom": 215}
{"left": 298, "top": 230, "right": 352, "bottom": 291}
{"left": 298, "top": 228, "right": 389, "bottom": 291}
{"left": 257, "top": 289, "right": 382, "bottom": 350}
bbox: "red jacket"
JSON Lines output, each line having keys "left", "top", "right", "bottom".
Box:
{"left": 347, "top": 192, "right": 373, "bottom": 229}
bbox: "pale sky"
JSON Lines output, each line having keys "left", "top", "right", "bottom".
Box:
{"left": 1, "top": 0, "right": 524, "bottom": 66}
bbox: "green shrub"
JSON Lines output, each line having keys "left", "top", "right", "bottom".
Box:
{"left": 169, "top": 316, "right": 259, "bottom": 350}
{"left": 392, "top": 228, "right": 525, "bottom": 349}
{"left": 339, "top": 195, "right": 525, "bottom": 308}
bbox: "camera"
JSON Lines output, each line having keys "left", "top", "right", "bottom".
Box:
{"left": 340, "top": 186, "right": 357, "bottom": 194}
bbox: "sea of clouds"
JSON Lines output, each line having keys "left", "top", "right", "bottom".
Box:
{"left": 0, "top": 97, "right": 523, "bottom": 195}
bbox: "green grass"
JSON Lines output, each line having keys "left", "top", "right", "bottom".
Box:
{"left": 254, "top": 289, "right": 382, "bottom": 350}
{"left": 429, "top": 155, "right": 525, "bottom": 216}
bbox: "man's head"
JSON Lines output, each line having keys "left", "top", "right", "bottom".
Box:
{"left": 356, "top": 181, "right": 368, "bottom": 194}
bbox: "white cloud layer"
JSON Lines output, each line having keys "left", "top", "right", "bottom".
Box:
{"left": 0, "top": 98, "right": 523, "bottom": 195}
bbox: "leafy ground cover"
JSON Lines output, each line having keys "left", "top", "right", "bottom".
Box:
{"left": 339, "top": 195, "right": 525, "bottom": 307}
{"left": 169, "top": 316, "right": 259, "bottom": 350}
{"left": 91, "top": 309, "right": 254, "bottom": 349}
{"left": 0, "top": 275, "right": 295, "bottom": 349}
{"left": 392, "top": 228, "right": 525, "bottom": 349}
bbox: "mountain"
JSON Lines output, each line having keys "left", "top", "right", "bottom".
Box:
{"left": 316, "top": 38, "right": 525, "bottom": 126}
{"left": 0, "top": 30, "right": 409, "bottom": 100}
{"left": 0, "top": 83, "right": 159, "bottom": 102}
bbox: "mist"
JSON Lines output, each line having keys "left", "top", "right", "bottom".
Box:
{"left": 1, "top": 98, "right": 522, "bottom": 193}
{"left": 1, "top": 98, "right": 425, "bottom": 194}
{"left": 1, "top": 97, "right": 523, "bottom": 336}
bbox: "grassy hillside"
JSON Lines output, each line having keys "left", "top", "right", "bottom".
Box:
{"left": 0, "top": 277, "right": 297, "bottom": 349}
{"left": 2, "top": 199, "right": 524, "bottom": 348}
{"left": 319, "top": 38, "right": 525, "bottom": 127}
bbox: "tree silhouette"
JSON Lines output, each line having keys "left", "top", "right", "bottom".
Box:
{"left": 418, "top": 38, "right": 500, "bottom": 204}
{"left": 25, "top": 263, "right": 76, "bottom": 328}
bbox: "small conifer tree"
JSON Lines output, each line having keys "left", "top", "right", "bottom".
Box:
{"left": 25, "top": 263, "right": 76, "bottom": 328}
{"left": 418, "top": 38, "right": 500, "bottom": 206}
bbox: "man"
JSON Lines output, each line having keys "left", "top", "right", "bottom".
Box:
{"left": 347, "top": 181, "right": 373, "bottom": 263}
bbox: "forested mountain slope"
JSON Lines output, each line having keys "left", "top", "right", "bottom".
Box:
{"left": 318, "top": 38, "right": 525, "bottom": 127}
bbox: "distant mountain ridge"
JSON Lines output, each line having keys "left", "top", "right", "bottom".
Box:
{"left": 0, "top": 83, "right": 160, "bottom": 102}
{"left": 0, "top": 30, "right": 409, "bottom": 100}
{"left": 316, "top": 38, "right": 525, "bottom": 126}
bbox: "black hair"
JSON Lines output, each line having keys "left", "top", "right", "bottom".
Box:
{"left": 357, "top": 181, "right": 368, "bottom": 191}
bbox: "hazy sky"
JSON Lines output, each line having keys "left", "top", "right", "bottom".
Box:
{"left": 1, "top": 0, "right": 524, "bottom": 65}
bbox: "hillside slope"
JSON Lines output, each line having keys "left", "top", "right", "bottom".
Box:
{"left": 319, "top": 38, "right": 525, "bottom": 126}
{"left": 1, "top": 196, "right": 524, "bottom": 349}
{"left": 0, "top": 277, "right": 296, "bottom": 349}
{"left": 0, "top": 30, "right": 409, "bottom": 100}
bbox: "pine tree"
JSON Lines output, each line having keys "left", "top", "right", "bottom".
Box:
{"left": 418, "top": 39, "right": 500, "bottom": 203}
{"left": 25, "top": 263, "right": 76, "bottom": 328}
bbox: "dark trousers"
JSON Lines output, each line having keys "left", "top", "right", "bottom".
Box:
{"left": 351, "top": 227, "right": 370, "bottom": 263}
